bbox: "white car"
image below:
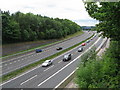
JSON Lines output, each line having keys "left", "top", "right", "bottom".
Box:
{"left": 42, "top": 60, "right": 52, "bottom": 67}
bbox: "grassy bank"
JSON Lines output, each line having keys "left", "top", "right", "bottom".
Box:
{"left": 1, "top": 33, "right": 94, "bottom": 82}
{"left": 76, "top": 40, "right": 120, "bottom": 88}
{"left": 1, "top": 31, "right": 84, "bottom": 59}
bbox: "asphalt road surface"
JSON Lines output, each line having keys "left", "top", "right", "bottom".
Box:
{"left": 2, "top": 31, "right": 94, "bottom": 75}
{"left": 1, "top": 33, "right": 104, "bottom": 89}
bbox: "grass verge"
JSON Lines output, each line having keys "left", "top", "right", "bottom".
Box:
{"left": 1, "top": 31, "right": 84, "bottom": 59}
{"left": 1, "top": 33, "right": 94, "bottom": 82}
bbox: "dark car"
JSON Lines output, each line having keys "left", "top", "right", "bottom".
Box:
{"left": 86, "top": 40, "right": 90, "bottom": 43}
{"left": 56, "top": 47, "right": 62, "bottom": 50}
{"left": 78, "top": 47, "right": 83, "bottom": 52}
{"left": 36, "top": 49, "right": 42, "bottom": 53}
{"left": 63, "top": 54, "right": 72, "bottom": 61}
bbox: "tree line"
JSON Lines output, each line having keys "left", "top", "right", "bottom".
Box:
{"left": 75, "top": 1, "right": 120, "bottom": 88}
{"left": 2, "top": 11, "right": 82, "bottom": 43}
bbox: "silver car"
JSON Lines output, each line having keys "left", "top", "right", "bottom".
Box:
{"left": 63, "top": 54, "right": 72, "bottom": 61}
{"left": 78, "top": 47, "right": 83, "bottom": 52}
{"left": 42, "top": 60, "right": 52, "bottom": 67}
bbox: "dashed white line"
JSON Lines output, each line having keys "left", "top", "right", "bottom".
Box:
{"left": 10, "top": 63, "right": 12, "bottom": 64}
{"left": 2, "top": 52, "right": 35, "bottom": 64}
{"left": 4, "top": 64, "right": 7, "bottom": 66}
{"left": 38, "top": 37, "right": 101, "bottom": 87}
{"left": 0, "top": 33, "right": 97, "bottom": 86}
{"left": 20, "top": 75, "right": 37, "bottom": 85}
{"left": 44, "top": 65, "right": 54, "bottom": 72}
{"left": 28, "top": 56, "right": 31, "bottom": 58}
{"left": 58, "top": 61, "right": 62, "bottom": 63}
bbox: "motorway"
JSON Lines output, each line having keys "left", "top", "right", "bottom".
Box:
{"left": 2, "top": 31, "right": 94, "bottom": 75}
{"left": 1, "top": 33, "right": 104, "bottom": 88}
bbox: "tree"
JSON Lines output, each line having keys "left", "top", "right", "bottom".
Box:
{"left": 2, "top": 12, "right": 21, "bottom": 43}
{"left": 2, "top": 10, "right": 82, "bottom": 43}
{"left": 84, "top": 2, "right": 120, "bottom": 40}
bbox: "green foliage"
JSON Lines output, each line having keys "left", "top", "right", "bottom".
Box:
{"left": 84, "top": 2, "right": 120, "bottom": 41}
{"left": 76, "top": 2, "right": 120, "bottom": 88}
{"left": 2, "top": 33, "right": 93, "bottom": 82}
{"left": 2, "top": 11, "right": 82, "bottom": 43}
{"left": 76, "top": 41, "right": 120, "bottom": 88}
{"left": 81, "top": 47, "right": 96, "bottom": 66}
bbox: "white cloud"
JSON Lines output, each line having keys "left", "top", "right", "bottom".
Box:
{"left": 0, "top": 0, "right": 99, "bottom": 26}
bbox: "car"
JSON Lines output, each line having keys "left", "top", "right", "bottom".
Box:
{"left": 81, "top": 43, "right": 86, "bottom": 46}
{"left": 86, "top": 40, "right": 90, "bottom": 43}
{"left": 63, "top": 54, "right": 72, "bottom": 61}
{"left": 78, "top": 47, "right": 83, "bottom": 52}
{"left": 56, "top": 47, "right": 62, "bottom": 50}
{"left": 42, "top": 60, "right": 52, "bottom": 67}
{"left": 36, "top": 49, "right": 42, "bottom": 53}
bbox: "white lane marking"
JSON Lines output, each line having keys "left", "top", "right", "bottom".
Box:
{"left": 28, "top": 56, "right": 30, "bottom": 58}
{"left": 14, "top": 61, "right": 16, "bottom": 63}
{"left": 1, "top": 32, "right": 91, "bottom": 65}
{"left": 51, "top": 34, "right": 97, "bottom": 62}
{"left": 10, "top": 63, "right": 12, "bottom": 64}
{"left": 0, "top": 64, "right": 42, "bottom": 86}
{"left": 44, "top": 65, "right": 54, "bottom": 72}
{"left": 38, "top": 37, "right": 101, "bottom": 87}
{"left": 2, "top": 57, "right": 44, "bottom": 76}
{"left": 1, "top": 32, "right": 92, "bottom": 66}
{"left": 4, "top": 64, "right": 7, "bottom": 66}
{"left": 20, "top": 75, "right": 37, "bottom": 85}
{"left": 2, "top": 52, "right": 35, "bottom": 64}
{"left": 96, "top": 37, "right": 107, "bottom": 52}
{"left": 54, "top": 67, "right": 78, "bottom": 89}
{"left": 58, "top": 61, "right": 62, "bottom": 63}
{"left": 0, "top": 33, "right": 97, "bottom": 86}
{"left": 55, "top": 38, "right": 103, "bottom": 89}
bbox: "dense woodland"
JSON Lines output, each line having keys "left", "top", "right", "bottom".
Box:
{"left": 2, "top": 11, "right": 82, "bottom": 43}
{"left": 76, "top": 2, "right": 120, "bottom": 88}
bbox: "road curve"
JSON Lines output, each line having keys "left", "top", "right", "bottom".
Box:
{"left": 2, "top": 31, "right": 94, "bottom": 75}
{"left": 1, "top": 33, "right": 104, "bottom": 89}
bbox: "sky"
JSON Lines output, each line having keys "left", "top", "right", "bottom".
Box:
{"left": 0, "top": 0, "right": 99, "bottom": 26}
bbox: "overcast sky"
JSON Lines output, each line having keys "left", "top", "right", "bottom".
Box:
{"left": 0, "top": 0, "right": 99, "bottom": 26}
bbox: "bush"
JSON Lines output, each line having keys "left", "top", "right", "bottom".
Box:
{"left": 76, "top": 41, "right": 120, "bottom": 88}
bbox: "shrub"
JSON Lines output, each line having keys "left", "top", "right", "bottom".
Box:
{"left": 76, "top": 41, "right": 120, "bottom": 88}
